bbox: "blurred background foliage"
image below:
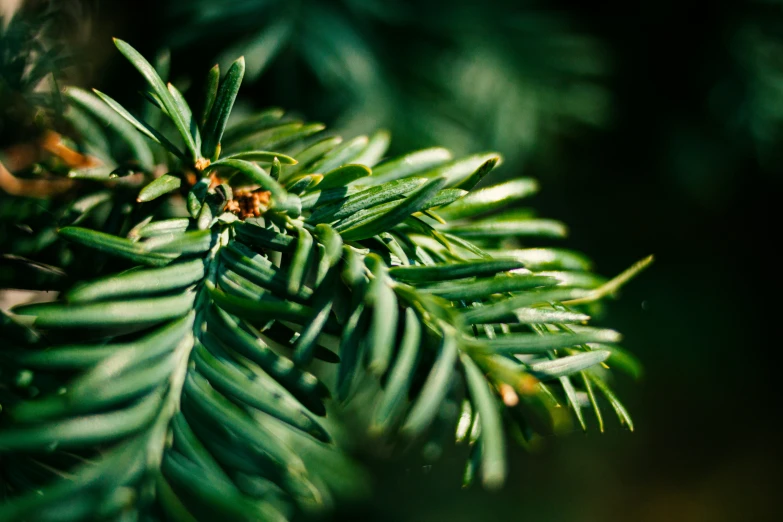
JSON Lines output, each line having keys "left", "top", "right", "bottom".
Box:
{"left": 163, "top": 0, "right": 611, "bottom": 174}
{"left": 2, "top": 0, "right": 780, "bottom": 520}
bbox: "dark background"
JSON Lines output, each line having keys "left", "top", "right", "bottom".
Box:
{"left": 22, "top": 1, "right": 783, "bottom": 520}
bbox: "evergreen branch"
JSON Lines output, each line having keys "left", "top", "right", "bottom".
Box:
{"left": 0, "top": 41, "right": 647, "bottom": 521}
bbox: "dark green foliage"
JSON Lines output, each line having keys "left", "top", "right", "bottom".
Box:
{"left": 164, "top": 0, "right": 609, "bottom": 172}
{"left": 0, "top": 41, "right": 648, "bottom": 521}
{"left": 1, "top": 3, "right": 68, "bottom": 147}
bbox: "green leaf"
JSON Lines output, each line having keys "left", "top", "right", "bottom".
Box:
{"left": 489, "top": 248, "right": 592, "bottom": 271}
{"left": 207, "top": 282, "right": 312, "bottom": 323}
{"left": 287, "top": 227, "right": 313, "bottom": 296}
{"left": 221, "top": 107, "right": 285, "bottom": 143}
{"left": 378, "top": 232, "right": 410, "bottom": 265}
{"left": 167, "top": 82, "right": 201, "bottom": 153}
{"left": 438, "top": 179, "right": 539, "bottom": 220}
{"left": 351, "top": 130, "right": 391, "bottom": 167}
{"left": 182, "top": 372, "right": 305, "bottom": 473}
{"left": 514, "top": 307, "right": 590, "bottom": 324}
{"left": 479, "top": 329, "right": 622, "bottom": 354}
{"left": 420, "top": 274, "right": 558, "bottom": 301}
{"left": 586, "top": 372, "right": 634, "bottom": 430}
{"left": 285, "top": 174, "right": 322, "bottom": 195}
{"left": 12, "top": 292, "right": 195, "bottom": 328}
{"left": 315, "top": 164, "right": 371, "bottom": 191}
{"left": 314, "top": 224, "right": 343, "bottom": 267}
{"left": 445, "top": 219, "right": 568, "bottom": 239}
{"left": 66, "top": 87, "right": 155, "bottom": 171}
{"left": 162, "top": 450, "right": 286, "bottom": 522}
{"left": 390, "top": 259, "right": 525, "bottom": 283}
{"left": 156, "top": 472, "right": 200, "bottom": 522}
{"left": 16, "top": 314, "right": 193, "bottom": 370}
{"left": 135, "top": 218, "right": 190, "bottom": 239}
{"left": 113, "top": 39, "right": 199, "bottom": 159}
{"left": 229, "top": 122, "right": 325, "bottom": 152}
{"left": 218, "top": 266, "right": 272, "bottom": 301}
{"left": 581, "top": 371, "right": 604, "bottom": 433}
{"left": 207, "top": 307, "right": 328, "bottom": 409}
{"left": 187, "top": 178, "right": 210, "bottom": 218}
{"left": 371, "top": 308, "right": 422, "bottom": 434}
{"left": 202, "top": 56, "right": 245, "bottom": 160}
{"left": 461, "top": 355, "right": 506, "bottom": 489}
{"left": 423, "top": 188, "right": 468, "bottom": 209}
{"left": 282, "top": 136, "right": 343, "bottom": 179}
{"left": 307, "top": 136, "right": 368, "bottom": 174}
{"left": 141, "top": 90, "right": 168, "bottom": 115}
{"left": 220, "top": 242, "right": 307, "bottom": 300}
{"left": 67, "top": 165, "right": 115, "bottom": 180}
{"left": 269, "top": 156, "right": 282, "bottom": 180}
{"left": 201, "top": 64, "right": 220, "bottom": 125}
{"left": 454, "top": 157, "right": 499, "bottom": 191}
{"left": 216, "top": 150, "right": 297, "bottom": 165}
{"left": 370, "top": 147, "right": 452, "bottom": 185}
{"left": 331, "top": 200, "right": 400, "bottom": 234}
{"left": 394, "top": 284, "right": 462, "bottom": 328}
{"left": 539, "top": 270, "right": 607, "bottom": 289}
{"left": 563, "top": 255, "right": 654, "bottom": 306}
{"left": 440, "top": 233, "right": 494, "bottom": 259}
{"left": 293, "top": 296, "right": 334, "bottom": 367}
{"left": 307, "top": 178, "right": 425, "bottom": 224}
{"left": 193, "top": 338, "right": 328, "bottom": 442}
{"left": 0, "top": 392, "right": 162, "bottom": 452}
{"left": 339, "top": 177, "right": 448, "bottom": 241}
{"left": 313, "top": 224, "right": 343, "bottom": 286}
{"left": 235, "top": 222, "right": 296, "bottom": 252}
{"left": 171, "top": 412, "right": 231, "bottom": 481}
{"left": 559, "top": 373, "right": 587, "bottom": 432}
{"left": 93, "top": 89, "right": 185, "bottom": 159}
{"left": 365, "top": 255, "right": 398, "bottom": 376}
{"left": 59, "top": 226, "right": 176, "bottom": 266}
{"left": 144, "top": 230, "right": 216, "bottom": 255}
{"left": 527, "top": 351, "right": 611, "bottom": 380}
{"left": 400, "top": 327, "right": 459, "bottom": 438}
{"left": 196, "top": 195, "right": 215, "bottom": 230}
{"left": 300, "top": 185, "right": 363, "bottom": 210}
{"left": 341, "top": 245, "right": 367, "bottom": 288}
{"left": 12, "top": 349, "right": 179, "bottom": 421}
{"left": 336, "top": 302, "right": 367, "bottom": 402}
{"left": 462, "top": 288, "right": 589, "bottom": 324}
{"left": 454, "top": 400, "right": 473, "bottom": 444}
{"left": 60, "top": 191, "right": 112, "bottom": 225}
{"left": 137, "top": 174, "right": 182, "bottom": 202}
{"left": 66, "top": 258, "right": 205, "bottom": 302}
{"left": 420, "top": 153, "right": 500, "bottom": 188}
{"left": 63, "top": 102, "right": 112, "bottom": 159}
{"left": 403, "top": 215, "right": 454, "bottom": 252}
{"left": 462, "top": 438, "right": 482, "bottom": 488}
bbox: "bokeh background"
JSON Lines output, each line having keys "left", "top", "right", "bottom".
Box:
{"left": 4, "top": 0, "right": 781, "bottom": 520}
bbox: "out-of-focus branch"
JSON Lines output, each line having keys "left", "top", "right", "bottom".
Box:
{"left": 0, "top": 131, "right": 91, "bottom": 198}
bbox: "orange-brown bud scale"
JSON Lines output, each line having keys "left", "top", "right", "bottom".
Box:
{"left": 225, "top": 189, "right": 272, "bottom": 219}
